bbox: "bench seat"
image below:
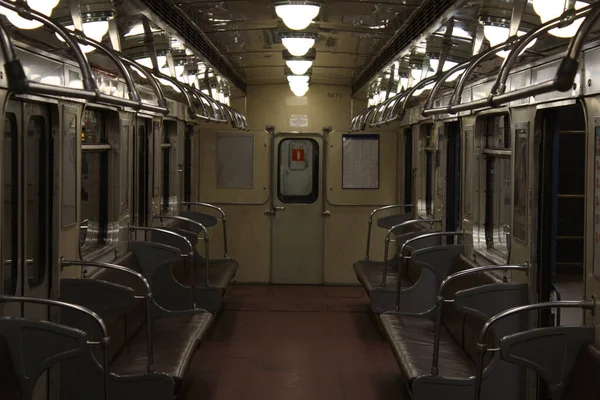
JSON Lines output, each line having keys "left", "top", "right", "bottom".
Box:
{"left": 111, "top": 313, "right": 213, "bottom": 385}
{"left": 380, "top": 314, "right": 475, "bottom": 382}
{"left": 59, "top": 250, "right": 214, "bottom": 399}
{"left": 353, "top": 261, "right": 402, "bottom": 292}
{"left": 176, "top": 257, "right": 238, "bottom": 290}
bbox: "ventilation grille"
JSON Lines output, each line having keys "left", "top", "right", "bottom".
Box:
{"left": 352, "top": 0, "right": 464, "bottom": 95}
{"left": 138, "top": 0, "right": 247, "bottom": 93}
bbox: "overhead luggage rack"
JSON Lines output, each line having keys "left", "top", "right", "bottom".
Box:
{"left": 423, "top": 2, "right": 600, "bottom": 116}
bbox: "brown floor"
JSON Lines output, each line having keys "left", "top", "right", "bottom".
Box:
{"left": 180, "top": 285, "right": 407, "bottom": 400}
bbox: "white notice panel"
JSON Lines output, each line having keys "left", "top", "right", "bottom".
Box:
{"left": 290, "top": 114, "right": 308, "bottom": 128}
{"left": 342, "top": 134, "right": 379, "bottom": 189}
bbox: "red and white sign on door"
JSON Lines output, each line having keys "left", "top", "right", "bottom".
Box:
{"left": 292, "top": 148, "right": 305, "bottom": 162}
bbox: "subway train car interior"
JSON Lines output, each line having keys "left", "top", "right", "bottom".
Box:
{"left": 3, "top": 0, "right": 600, "bottom": 399}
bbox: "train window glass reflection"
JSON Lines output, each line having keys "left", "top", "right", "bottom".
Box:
{"left": 482, "top": 114, "right": 511, "bottom": 261}
{"left": 80, "top": 109, "right": 109, "bottom": 254}
{"left": 2, "top": 113, "right": 17, "bottom": 295}
{"left": 26, "top": 116, "right": 49, "bottom": 288}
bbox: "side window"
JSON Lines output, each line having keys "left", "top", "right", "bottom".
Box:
{"left": 80, "top": 109, "right": 110, "bottom": 255}
{"left": 26, "top": 116, "right": 49, "bottom": 288}
{"left": 2, "top": 113, "right": 17, "bottom": 294}
{"left": 418, "top": 124, "right": 435, "bottom": 217}
{"left": 404, "top": 128, "right": 413, "bottom": 211}
{"left": 183, "top": 125, "right": 192, "bottom": 203}
{"left": 161, "top": 121, "right": 176, "bottom": 213}
{"left": 478, "top": 113, "right": 511, "bottom": 261}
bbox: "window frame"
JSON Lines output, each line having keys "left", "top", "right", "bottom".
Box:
{"left": 473, "top": 112, "right": 512, "bottom": 264}
{"left": 417, "top": 123, "right": 436, "bottom": 218}
{"left": 277, "top": 138, "right": 320, "bottom": 204}
{"left": 160, "top": 120, "right": 176, "bottom": 214}
{"left": 79, "top": 108, "right": 115, "bottom": 258}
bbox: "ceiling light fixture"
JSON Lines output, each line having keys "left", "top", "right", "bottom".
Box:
{"left": 290, "top": 84, "right": 309, "bottom": 96}
{"left": 287, "top": 75, "right": 310, "bottom": 84}
{"left": 481, "top": 18, "right": 537, "bottom": 58}
{"left": 282, "top": 36, "right": 316, "bottom": 56}
{"left": 532, "top": 0, "right": 588, "bottom": 38}
{"left": 286, "top": 59, "right": 313, "bottom": 75}
{"left": 0, "top": 0, "right": 59, "bottom": 30}
{"left": 55, "top": 13, "right": 113, "bottom": 54}
{"left": 274, "top": 1, "right": 321, "bottom": 30}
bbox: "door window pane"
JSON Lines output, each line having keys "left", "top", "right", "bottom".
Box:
{"left": 278, "top": 138, "right": 319, "bottom": 204}
{"left": 2, "top": 113, "right": 17, "bottom": 294}
{"left": 80, "top": 110, "right": 109, "bottom": 253}
{"left": 26, "top": 116, "right": 48, "bottom": 288}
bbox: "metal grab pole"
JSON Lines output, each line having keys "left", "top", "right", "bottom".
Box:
{"left": 364, "top": 204, "right": 413, "bottom": 260}
{"left": 493, "top": 3, "right": 596, "bottom": 98}
{"left": 396, "top": 231, "right": 467, "bottom": 311}
{"left": 0, "top": 295, "right": 110, "bottom": 400}
{"left": 422, "top": 62, "right": 469, "bottom": 117}
{"left": 473, "top": 300, "right": 595, "bottom": 400}
{"left": 430, "top": 265, "right": 528, "bottom": 376}
{"left": 381, "top": 219, "right": 440, "bottom": 287}
{"left": 59, "top": 258, "right": 156, "bottom": 374}
{"left": 0, "top": 0, "right": 96, "bottom": 90}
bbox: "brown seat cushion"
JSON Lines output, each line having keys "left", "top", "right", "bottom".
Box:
{"left": 174, "top": 258, "right": 238, "bottom": 290}
{"left": 110, "top": 312, "right": 214, "bottom": 386}
{"left": 380, "top": 313, "right": 475, "bottom": 383}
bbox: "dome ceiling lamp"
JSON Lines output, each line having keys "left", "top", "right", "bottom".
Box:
{"left": 287, "top": 74, "right": 310, "bottom": 96}
{"left": 280, "top": 32, "right": 317, "bottom": 57}
{"left": 0, "top": 0, "right": 60, "bottom": 30}
{"left": 55, "top": 11, "right": 114, "bottom": 54}
{"left": 532, "top": 0, "right": 588, "bottom": 38}
{"left": 273, "top": 0, "right": 321, "bottom": 31}
{"left": 480, "top": 16, "right": 537, "bottom": 58}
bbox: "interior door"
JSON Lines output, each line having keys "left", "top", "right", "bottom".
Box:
{"left": 271, "top": 134, "right": 324, "bottom": 284}
{"left": 2, "top": 99, "right": 53, "bottom": 399}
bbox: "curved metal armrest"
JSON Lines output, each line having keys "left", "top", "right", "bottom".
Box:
{"left": 380, "top": 219, "right": 440, "bottom": 286}
{"left": 129, "top": 226, "right": 193, "bottom": 255}
{"left": 59, "top": 258, "right": 156, "bottom": 373}
{"left": 153, "top": 215, "right": 209, "bottom": 240}
{"left": 151, "top": 217, "right": 212, "bottom": 290}
{"left": 473, "top": 299, "right": 596, "bottom": 400}
{"left": 430, "top": 264, "right": 529, "bottom": 376}
{"left": 364, "top": 204, "right": 413, "bottom": 260}
{"left": 182, "top": 202, "right": 229, "bottom": 258}
{"left": 0, "top": 295, "right": 109, "bottom": 400}
{"left": 399, "top": 231, "right": 466, "bottom": 256}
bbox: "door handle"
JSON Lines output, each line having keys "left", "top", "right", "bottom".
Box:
{"left": 265, "top": 206, "right": 285, "bottom": 216}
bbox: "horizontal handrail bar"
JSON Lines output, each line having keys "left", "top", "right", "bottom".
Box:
{"left": 431, "top": 264, "right": 529, "bottom": 376}
{"left": 474, "top": 299, "right": 595, "bottom": 400}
